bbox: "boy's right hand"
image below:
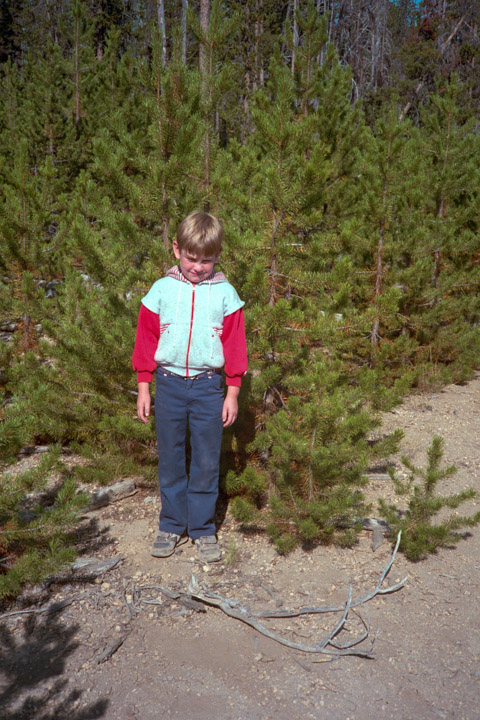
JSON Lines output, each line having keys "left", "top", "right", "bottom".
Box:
{"left": 137, "top": 383, "right": 151, "bottom": 423}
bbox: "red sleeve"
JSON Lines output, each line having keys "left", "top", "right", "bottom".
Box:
{"left": 222, "top": 308, "right": 247, "bottom": 387}
{"left": 132, "top": 304, "right": 159, "bottom": 383}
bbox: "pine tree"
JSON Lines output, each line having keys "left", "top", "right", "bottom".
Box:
{"left": 0, "top": 139, "right": 62, "bottom": 366}
{"left": 410, "top": 78, "right": 480, "bottom": 385}
{"left": 379, "top": 436, "right": 480, "bottom": 561}
{"left": 189, "top": 0, "right": 239, "bottom": 201}
{"left": 17, "top": 42, "right": 79, "bottom": 177}
{"left": 0, "top": 29, "right": 208, "bottom": 484}
{"left": 0, "top": 446, "right": 89, "bottom": 599}
{"left": 218, "top": 23, "right": 397, "bottom": 551}
{"left": 338, "top": 100, "right": 421, "bottom": 408}
{"left": 0, "top": 59, "right": 23, "bottom": 162}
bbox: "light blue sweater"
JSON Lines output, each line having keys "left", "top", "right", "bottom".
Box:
{"left": 141, "top": 266, "right": 244, "bottom": 377}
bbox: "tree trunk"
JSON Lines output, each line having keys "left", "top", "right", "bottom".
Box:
{"left": 74, "top": 7, "right": 81, "bottom": 128}
{"left": 199, "top": 0, "right": 209, "bottom": 78}
{"left": 291, "top": 0, "right": 298, "bottom": 77}
{"left": 182, "top": 0, "right": 188, "bottom": 64}
{"left": 371, "top": 126, "right": 393, "bottom": 346}
{"left": 199, "top": 0, "right": 211, "bottom": 205}
{"left": 254, "top": 1, "right": 261, "bottom": 89}
{"left": 432, "top": 104, "right": 452, "bottom": 288}
{"left": 370, "top": 217, "right": 384, "bottom": 346}
{"left": 157, "top": 0, "right": 167, "bottom": 67}
{"left": 268, "top": 214, "right": 282, "bottom": 306}
{"left": 308, "top": 425, "right": 317, "bottom": 501}
{"left": 162, "top": 186, "right": 170, "bottom": 249}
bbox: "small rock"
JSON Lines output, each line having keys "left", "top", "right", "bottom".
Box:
{"left": 371, "top": 526, "right": 385, "bottom": 551}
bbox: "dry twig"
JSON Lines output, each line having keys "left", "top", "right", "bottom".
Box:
{"left": 138, "top": 584, "right": 206, "bottom": 613}
{"left": 0, "top": 597, "right": 75, "bottom": 620}
{"left": 96, "top": 630, "right": 131, "bottom": 664}
{"left": 187, "top": 532, "right": 406, "bottom": 657}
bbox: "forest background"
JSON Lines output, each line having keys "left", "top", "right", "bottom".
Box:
{"left": 1, "top": 0, "right": 480, "bottom": 597}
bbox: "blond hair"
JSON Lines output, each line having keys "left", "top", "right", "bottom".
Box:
{"left": 176, "top": 211, "right": 224, "bottom": 257}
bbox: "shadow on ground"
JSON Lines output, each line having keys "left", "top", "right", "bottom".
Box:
{"left": 0, "top": 610, "right": 108, "bottom": 719}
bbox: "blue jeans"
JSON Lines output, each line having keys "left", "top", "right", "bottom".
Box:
{"left": 154, "top": 368, "right": 224, "bottom": 539}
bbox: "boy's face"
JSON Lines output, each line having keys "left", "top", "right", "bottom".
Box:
{"left": 173, "top": 241, "right": 220, "bottom": 284}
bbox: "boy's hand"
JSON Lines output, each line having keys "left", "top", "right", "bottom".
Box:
{"left": 137, "top": 382, "right": 151, "bottom": 423}
{"left": 223, "top": 386, "right": 240, "bottom": 427}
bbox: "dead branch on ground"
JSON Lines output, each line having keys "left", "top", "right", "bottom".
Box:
{"left": 187, "top": 532, "right": 406, "bottom": 657}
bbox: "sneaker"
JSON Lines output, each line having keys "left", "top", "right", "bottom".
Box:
{"left": 151, "top": 531, "right": 187, "bottom": 558}
{"left": 194, "top": 535, "right": 222, "bottom": 563}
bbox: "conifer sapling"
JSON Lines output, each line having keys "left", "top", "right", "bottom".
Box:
{"left": 378, "top": 436, "right": 480, "bottom": 561}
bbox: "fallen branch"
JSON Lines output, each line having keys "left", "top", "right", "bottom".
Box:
{"left": 96, "top": 631, "right": 131, "bottom": 664}
{"left": 188, "top": 575, "right": 372, "bottom": 656}
{"left": 122, "top": 587, "right": 138, "bottom": 620}
{"left": 252, "top": 530, "right": 406, "bottom": 619}
{"left": 138, "top": 584, "right": 206, "bottom": 613}
{"left": 0, "top": 597, "right": 75, "bottom": 620}
{"left": 187, "top": 532, "right": 406, "bottom": 657}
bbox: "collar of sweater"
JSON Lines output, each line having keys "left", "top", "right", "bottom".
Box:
{"left": 165, "top": 265, "right": 227, "bottom": 285}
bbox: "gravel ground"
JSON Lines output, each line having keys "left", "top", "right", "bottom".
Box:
{"left": 1, "top": 375, "right": 479, "bottom": 720}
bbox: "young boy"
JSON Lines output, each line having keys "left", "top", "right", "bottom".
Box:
{"left": 132, "top": 212, "right": 247, "bottom": 562}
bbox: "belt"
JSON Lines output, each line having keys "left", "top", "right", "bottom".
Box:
{"left": 157, "top": 366, "right": 222, "bottom": 381}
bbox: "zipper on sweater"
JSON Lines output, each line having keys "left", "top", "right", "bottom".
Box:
{"left": 185, "top": 284, "right": 195, "bottom": 376}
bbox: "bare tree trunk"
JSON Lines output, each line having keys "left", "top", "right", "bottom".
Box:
{"left": 182, "top": 0, "right": 188, "bottom": 64}
{"left": 291, "top": 0, "right": 298, "bottom": 77}
{"left": 328, "top": 0, "right": 334, "bottom": 44}
{"left": 269, "top": 250, "right": 278, "bottom": 306}
{"left": 380, "top": 0, "right": 386, "bottom": 86}
{"left": 244, "top": 69, "right": 251, "bottom": 117}
{"left": 371, "top": 127, "right": 393, "bottom": 347}
{"left": 162, "top": 188, "right": 170, "bottom": 249}
{"left": 370, "top": 217, "right": 384, "bottom": 346}
{"left": 269, "top": 214, "right": 282, "bottom": 306}
{"left": 152, "top": 36, "right": 170, "bottom": 250}
{"left": 257, "top": 0, "right": 265, "bottom": 87}
{"left": 45, "top": 0, "right": 54, "bottom": 43}
{"left": 370, "top": 27, "right": 376, "bottom": 89}
{"left": 157, "top": 0, "right": 167, "bottom": 67}
{"left": 432, "top": 103, "right": 452, "bottom": 288}
{"left": 308, "top": 425, "right": 317, "bottom": 501}
{"left": 74, "top": 7, "right": 81, "bottom": 128}
{"left": 199, "top": 0, "right": 209, "bottom": 78}
{"left": 48, "top": 118, "right": 54, "bottom": 158}
{"left": 399, "top": 80, "right": 423, "bottom": 121}
{"left": 254, "top": 1, "right": 260, "bottom": 90}
{"left": 200, "top": 0, "right": 211, "bottom": 206}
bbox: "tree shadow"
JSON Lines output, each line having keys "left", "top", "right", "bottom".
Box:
{"left": 75, "top": 515, "right": 117, "bottom": 553}
{"left": 0, "top": 610, "right": 108, "bottom": 719}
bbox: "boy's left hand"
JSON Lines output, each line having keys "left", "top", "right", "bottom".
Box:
{"left": 222, "top": 390, "right": 239, "bottom": 427}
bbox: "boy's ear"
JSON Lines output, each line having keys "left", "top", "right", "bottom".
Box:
{"left": 172, "top": 240, "right": 181, "bottom": 260}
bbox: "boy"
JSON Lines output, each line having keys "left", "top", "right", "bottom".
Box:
{"left": 132, "top": 212, "right": 247, "bottom": 562}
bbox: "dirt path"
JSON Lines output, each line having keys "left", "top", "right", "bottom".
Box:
{"left": 1, "top": 376, "right": 480, "bottom": 720}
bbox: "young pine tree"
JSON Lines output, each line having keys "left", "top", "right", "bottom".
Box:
{"left": 3, "top": 31, "right": 208, "bottom": 485}
{"left": 343, "top": 100, "right": 420, "bottom": 408}
{"left": 0, "top": 138, "right": 71, "bottom": 459}
{"left": 410, "top": 77, "right": 480, "bottom": 385}
{"left": 0, "top": 447, "right": 88, "bottom": 600}
{"left": 379, "top": 436, "right": 480, "bottom": 561}
{"left": 218, "top": 32, "right": 396, "bottom": 551}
